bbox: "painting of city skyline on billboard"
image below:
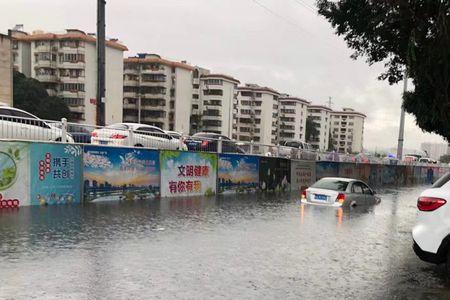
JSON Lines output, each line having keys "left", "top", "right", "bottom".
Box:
{"left": 218, "top": 154, "right": 259, "bottom": 194}
{"left": 83, "top": 146, "right": 160, "bottom": 202}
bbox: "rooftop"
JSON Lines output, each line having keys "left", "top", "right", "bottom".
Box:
{"left": 201, "top": 73, "right": 240, "bottom": 84}
{"left": 124, "top": 53, "right": 194, "bottom": 71}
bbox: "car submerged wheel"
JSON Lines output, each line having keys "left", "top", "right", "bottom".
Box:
{"left": 134, "top": 144, "right": 143, "bottom": 148}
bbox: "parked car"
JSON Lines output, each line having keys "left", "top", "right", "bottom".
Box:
{"left": 278, "top": 140, "right": 316, "bottom": 159}
{"left": 412, "top": 173, "right": 450, "bottom": 277}
{"left": 184, "top": 132, "right": 245, "bottom": 153}
{"left": 419, "top": 157, "right": 437, "bottom": 164}
{"left": 301, "top": 177, "right": 380, "bottom": 207}
{"left": 0, "top": 106, "right": 74, "bottom": 143}
{"left": 165, "top": 130, "right": 183, "bottom": 140}
{"left": 51, "top": 123, "right": 93, "bottom": 144}
{"left": 91, "top": 123, "right": 187, "bottom": 150}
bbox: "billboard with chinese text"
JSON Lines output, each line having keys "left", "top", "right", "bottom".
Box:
{"left": 291, "top": 160, "right": 316, "bottom": 191}
{"left": 160, "top": 151, "right": 217, "bottom": 197}
{"left": 0, "top": 141, "right": 30, "bottom": 206}
{"left": 30, "top": 143, "right": 83, "bottom": 205}
{"left": 218, "top": 154, "right": 259, "bottom": 194}
{"left": 83, "top": 146, "right": 160, "bottom": 202}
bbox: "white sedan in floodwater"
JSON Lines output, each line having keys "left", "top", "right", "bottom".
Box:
{"left": 301, "top": 177, "right": 381, "bottom": 207}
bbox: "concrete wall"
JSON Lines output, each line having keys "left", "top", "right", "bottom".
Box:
{"left": 0, "top": 34, "right": 13, "bottom": 106}
{"left": 0, "top": 139, "right": 447, "bottom": 207}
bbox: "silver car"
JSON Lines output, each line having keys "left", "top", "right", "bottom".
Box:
{"left": 301, "top": 177, "right": 380, "bottom": 207}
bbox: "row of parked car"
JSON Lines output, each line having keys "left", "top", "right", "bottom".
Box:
{"left": 0, "top": 106, "right": 319, "bottom": 156}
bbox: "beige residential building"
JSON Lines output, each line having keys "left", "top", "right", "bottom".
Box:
{"left": 0, "top": 33, "right": 13, "bottom": 106}
{"left": 307, "top": 105, "right": 332, "bottom": 151}
{"left": 279, "top": 95, "right": 309, "bottom": 142}
{"left": 198, "top": 74, "right": 240, "bottom": 137}
{"left": 11, "top": 28, "right": 127, "bottom": 124}
{"left": 330, "top": 108, "right": 366, "bottom": 153}
{"left": 235, "top": 84, "right": 280, "bottom": 145}
{"left": 191, "top": 66, "right": 210, "bottom": 133}
{"left": 122, "top": 53, "right": 194, "bottom": 133}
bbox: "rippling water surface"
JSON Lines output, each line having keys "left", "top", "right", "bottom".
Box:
{"left": 1, "top": 186, "right": 450, "bottom": 299}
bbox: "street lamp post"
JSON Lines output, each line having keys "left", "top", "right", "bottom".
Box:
{"left": 397, "top": 69, "right": 408, "bottom": 160}
{"left": 96, "top": 0, "right": 106, "bottom": 126}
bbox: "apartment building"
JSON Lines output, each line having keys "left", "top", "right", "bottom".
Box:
{"left": 234, "top": 84, "right": 280, "bottom": 145}
{"left": 330, "top": 108, "right": 366, "bottom": 153}
{"left": 0, "top": 33, "right": 13, "bottom": 106}
{"left": 307, "top": 105, "right": 332, "bottom": 151}
{"left": 278, "top": 94, "right": 309, "bottom": 142}
{"left": 122, "top": 53, "right": 194, "bottom": 133}
{"left": 191, "top": 66, "right": 210, "bottom": 133}
{"left": 11, "top": 28, "right": 127, "bottom": 124}
{"left": 198, "top": 74, "right": 240, "bottom": 137}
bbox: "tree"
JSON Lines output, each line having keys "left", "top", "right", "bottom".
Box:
{"left": 327, "top": 129, "right": 335, "bottom": 151}
{"left": 13, "top": 71, "right": 71, "bottom": 121}
{"left": 439, "top": 154, "right": 450, "bottom": 164}
{"left": 305, "top": 116, "right": 320, "bottom": 143}
{"left": 317, "top": 0, "right": 450, "bottom": 140}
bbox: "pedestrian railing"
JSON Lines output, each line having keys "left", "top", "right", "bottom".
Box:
{"left": 0, "top": 114, "right": 446, "bottom": 166}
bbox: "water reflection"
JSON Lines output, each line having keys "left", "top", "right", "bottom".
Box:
{"left": 0, "top": 187, "right": 449, "bottom": 299}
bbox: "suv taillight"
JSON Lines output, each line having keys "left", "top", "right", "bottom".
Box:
{"left": 111, "top": 134, "right": 127, "bottom": 139}
{"left": 417, "top": 197, "right": 447, "bottom": 211}
{"left": 91, "top": 132, "right": 98, "bottom": 137}
{"left": 201, "top": 140, "right": 209, "bottom": 147}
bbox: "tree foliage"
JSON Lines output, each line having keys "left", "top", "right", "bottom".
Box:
{"left": 13, "top": 71, "right": 71, "bottom": 121}
{"left": 317, "top": 0, "right": 450, "bottom": 140}
{"left": 305, "top": 116, "right": 320, "bottom": 143}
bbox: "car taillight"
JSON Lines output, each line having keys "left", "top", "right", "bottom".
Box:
{"left": 417, "top": 197, "right": 446, "bottom": 211}
{"left": 201, "top": 140, "right": 209, "bottom": 147}
{"left": 111, "top": 134, "right": 127, "bottom": 139}
{"left": 301, "top": 190, "right": 307, "bottom": 200}
{"left": 91, "top": 132, "right": 98, "bottom": 137}
{"left": 336, "top": 193, "right": 345, "bottom": 204}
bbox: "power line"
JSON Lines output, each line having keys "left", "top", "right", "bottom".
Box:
{"left": 251, "top": 0, "right": 311, "bottom": 37}
{"left": 292, "top": 0, "right": 316, "bottom": 14}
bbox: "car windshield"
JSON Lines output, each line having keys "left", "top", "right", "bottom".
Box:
{"left": 311, "top": 178, "right": 349, "bottom": 191}
{"left": 106, "top": 124, "right": 129, "bottom": 130}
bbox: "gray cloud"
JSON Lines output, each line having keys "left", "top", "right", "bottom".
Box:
{"left": 1, "top": 0, "right": 445, "bottom": 150}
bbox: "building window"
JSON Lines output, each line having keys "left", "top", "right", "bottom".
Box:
{"left": 60, "top": 83, "right": 85, "bottom": 92}
{"left": 60, "top": 53, "right": 85, "bottom": 63}
{"left": 192, "top": 104, "right": 198, "bottom": 109}
{"left": 64, "top": 98, "right": 84, "bottom": 106}
{"left": 193, "top": 94, "right": 199, "bottom": 99}
{"left": 204, "top": 89, "right": 223, "bottom": 96}
{"left": 205, "top": 79, "right": 223, "bottom": 85}
{"left": 193, "top": 84, "right": 200, "bottom": 89}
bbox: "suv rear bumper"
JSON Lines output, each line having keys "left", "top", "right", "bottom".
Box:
{"left": 413, "top": 240, "right": 444, "bottom": 264}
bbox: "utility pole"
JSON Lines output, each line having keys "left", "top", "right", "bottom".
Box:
{"left": 96, "top": 0, "right": 106, "bottom": 126}
{"left": 397, "top": 69, "right": 408, "bottom": 160}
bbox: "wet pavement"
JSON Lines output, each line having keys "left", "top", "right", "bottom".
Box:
{"left": 1, "top": 186, "right": 450, "bottom": 299}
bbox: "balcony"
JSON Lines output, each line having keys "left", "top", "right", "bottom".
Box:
{"left": 58, "top": 61, "right": 85, "bottom": 69}
{"left": 142, "top": 116, "right": 166, "bottom": 122}
{"left": 68, "top": 106, "right": 85, "bottom": 113}
{"left": 60, "top": 76, "right": 85, "bottom": 84}
{"left": 140, "top": 81, "right": 167, "bottom": 87}
{"left": 59, "top": 90, "right": 85, "bottom": 98}
{"left": 124, "top": 115, "right": 138, "bottom": 122}
{"left": 124, "top": 68, "right": 139, "bottom": 75}
{"left": 141, "top": 93, "right": 166, "bottom": 99}
{"left": 124, "top": 79, "right": 138, "bottom": 87}
{"left": 123, "top": 91, "right": 138, "bottom": 98}
{"left": 123, "top": 103, "right": 137, "bottom": 109}
{"left": 203, "top": 125, "right": 222, "bottom": 132}
{"left": 35, "top": 74, "right": 58, "bottom": 82}
{"left": 141, "top": 68, "right": 165, "bottom": 74}
{"left": 34, "top": 60, "right": 57, "bottom": 69}
{"left": 59, "top": 46, "right": 85, "bottom": 54}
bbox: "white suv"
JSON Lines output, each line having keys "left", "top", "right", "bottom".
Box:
{"left": 0, "top": 106, "right": 74, "bottom": 143}
{"left": 413, "top": 172, "right": 450, "bottom": 276}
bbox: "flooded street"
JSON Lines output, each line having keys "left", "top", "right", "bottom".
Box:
{"left": 1, "top": 186, "right": 450, "bottom": 299}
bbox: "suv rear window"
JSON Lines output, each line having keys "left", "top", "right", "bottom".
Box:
{"left": 432, "top": 172, "right": 450, "bottom": 188}
{"left": 311, "top": 178, "right": 349, "bottom": 191}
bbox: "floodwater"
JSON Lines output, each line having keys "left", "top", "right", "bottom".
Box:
{"left": 1, "top": 186, "right": 450, "bottom": 299}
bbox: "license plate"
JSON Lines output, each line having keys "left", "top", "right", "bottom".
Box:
{"left": 314, "top": 194, "right": 328, "bottom": 201}
{"left": 99, "top": 141, "right": 108, "bottom": 145}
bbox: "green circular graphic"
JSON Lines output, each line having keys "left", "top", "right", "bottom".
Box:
{"left": 0, "top": 152, "right": 17, "bottom": 190}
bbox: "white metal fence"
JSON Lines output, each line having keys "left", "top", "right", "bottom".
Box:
{"left": 0, "top": 114, "right": 445, "bottom": 166}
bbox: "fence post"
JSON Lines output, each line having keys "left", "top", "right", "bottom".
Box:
{"left": 128, "top": 128, "right": 134, "bottom": 147}
{"left": 61, "top": 118, "right": 67, "bottom": 143}
{"left": 250, "top": 140, "right": 254, "bottom": 155}
{"left": 217, "top": 137, "right": 222, "bottom": 154}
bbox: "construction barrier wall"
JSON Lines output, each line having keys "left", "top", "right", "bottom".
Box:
{"left": 0, "top": 141, "right": 447, "bottom": 207}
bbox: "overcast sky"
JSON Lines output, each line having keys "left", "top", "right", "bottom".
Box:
{"left": 2, "top": 0, "right": 446, "bottom": 151}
